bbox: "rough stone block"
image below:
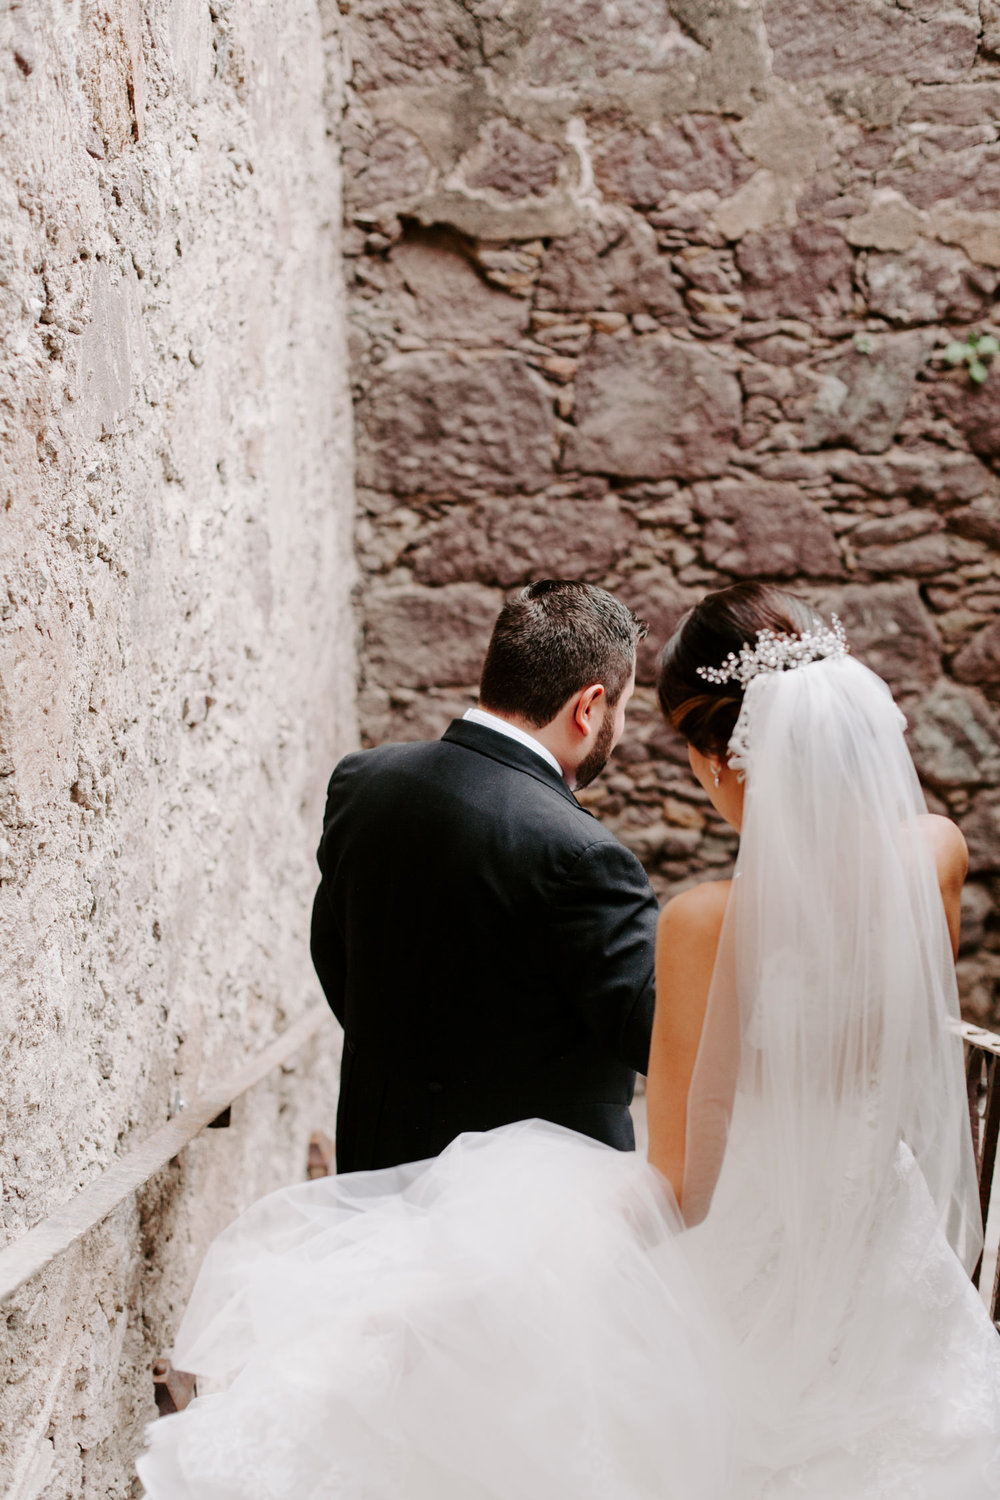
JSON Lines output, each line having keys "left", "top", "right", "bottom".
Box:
{"left": 391, "top": 234, "right": 530, "bottom": 345}
{"left": 563, "top": 335, "right": 740, "bottom": 480}
{"left": 537, "top": 210, "right": 684, "bottom": 320}
{"left": 733, "top": 95, "right": 834, "bottom": 179}
{"left": 802, "top": 333, "right": 931, "bottom": 455}
{"left": 695, "top": 479, "right": 842, "bottom": 579}
{"left": 411, "top": 184, "right": 580, "bottom": 243}
{"left": 845, "top": 193, "right": 922, "bottom": 253}
{"left": 518, "top": 0, "right": 705, "bottom": 87}
{"left": 816, "top": 582, "right": 942, "bottom": 697}
{"left": 821, "top": 77, "right": 912, "bottom": 129}
{"left": 344, "top": 125, "right": 432, "bottom": 211}
{"left": 713, "top": 169, "right": 800, "bottom": 241}
{"left": 953, "top": 618, "right": 1000, "bottom": 687}
{"left": 411, "top": 496, "right": 635, "bottom": 588}
{"left": 360, "top": 687, "right": 477, "bottom": 746}
{"left": 593, "top": 118, "right": 752, "bottom": 208}
{"left": 347, "top": 0, "right": 480, "bottom": 91}
{"left": 364, "top": 583, "right": 502, "bottom": 689}
{"left": 617, "top": 818, "right": 703, "bottom": 864}
{"left": 932, "top": 377, "right": 1000, "bottom": 465}
{"left": 736, "top": 223, "right": 854, "bottom": 321}
{"left": 903, "top": 83, "right": 1000, "bottom": 128}
{"left": 929, "top": 208, "right": 1000, "bottom": 271}
{"left": 864, "top": 240, "right": 999, "bottom": 326}
{"left": 735, "top": 330, "right": 814, "bottom": 367}
{"left": 763, "top": 0, "right": 979, "bottom": 81}
{"left": 851, "top": 511, "right": 943, "bottom": 548}
{"left": 985, "top": 0, "right": 1000, "bottom": 56}
{"left": 463, "top": 119, "right": 564, "bottom": 200}
{"left": 854, "top": 531, "right": 951, "bottom": 579}
{"left": 965, "top": 792, "right": 1000, "bottom": 875}
{"left": 959, "top": 881, "right": 994, "bottom": 955}
{"left": 910, "top": 681, "right": 1000, "bottom": 790}
{"left": 879, "top": 145, "right": 1000, "bottom": 213}
{"left": 828, "top": 449, "right": 996, "bottom": 506}
{"left": 619, "top": 570, "right": 700, "bottom": 684}
{"left": 673, "top": 244, "right": 740, "bottom": 296}
{"left": 948, "top": 499, "right": 1000, "bottom": 550}
{"left": 956, "top": 950, "right": 1000, "bottom": 1023}
{"left": 357, "top": 352, "right": 553, "bottom": 497}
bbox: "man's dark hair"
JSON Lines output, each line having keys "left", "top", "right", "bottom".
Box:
{"left": 478, "top": 580, "right": 648, "bottom": 728}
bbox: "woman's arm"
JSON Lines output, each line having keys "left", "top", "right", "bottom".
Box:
{"left": 920, "top": 813, "right": 969, "bottom": 961}
{"left": 645, "top": 881, "right": 729, "bottom": 1206}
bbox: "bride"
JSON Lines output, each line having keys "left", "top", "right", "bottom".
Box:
{"left": 139, "top": 583, "right": 1000, "bottom": 1499}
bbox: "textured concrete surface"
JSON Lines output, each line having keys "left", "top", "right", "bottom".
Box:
{"left": 344, "top": 0, "right": 1000, "bottom": 1022}
{"left": 0, "top": 3, "right": 356, "bottom": 1495}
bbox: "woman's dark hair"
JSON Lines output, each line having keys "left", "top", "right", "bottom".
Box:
{"left": 479, "top": 579, "right": 648, "bottom": 727}
{"left": 657, "top": 583, "right": 822, "bottom": 756}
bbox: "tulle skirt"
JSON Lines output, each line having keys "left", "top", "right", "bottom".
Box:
{"left": 137, "top": 1119, "right": 1000, "bottom": 1500}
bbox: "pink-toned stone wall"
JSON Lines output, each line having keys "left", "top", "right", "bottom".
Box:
{"left": 343, "top": 0, "right": 1000, "bottom": 1022}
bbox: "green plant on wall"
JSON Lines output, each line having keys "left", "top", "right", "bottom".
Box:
{"left": 941, "top": 331, "right": 999, "bottom": 385}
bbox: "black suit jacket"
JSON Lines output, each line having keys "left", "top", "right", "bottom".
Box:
{"left": 311, "top": 720, "right": 659, "bottom": 1172}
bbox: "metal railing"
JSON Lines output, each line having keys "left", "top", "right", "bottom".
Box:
{"left": 963, "top": 1021, "right": 1000, "bottom": 1321}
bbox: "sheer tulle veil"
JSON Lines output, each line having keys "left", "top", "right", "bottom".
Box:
{"left": 681, "top": 647, "right": 981, "bottom": 1443}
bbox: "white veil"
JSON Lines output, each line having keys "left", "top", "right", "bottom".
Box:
{"left": 681, "top": 651, "right": 981, "bottom": 1459}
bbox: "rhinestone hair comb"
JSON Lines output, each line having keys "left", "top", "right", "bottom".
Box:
{"left": 696, "top": 616, "right": 848, "bottom": 691}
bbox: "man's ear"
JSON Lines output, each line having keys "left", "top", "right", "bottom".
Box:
{"left": 573, "top": 683, "right": 605, "bottom": 734}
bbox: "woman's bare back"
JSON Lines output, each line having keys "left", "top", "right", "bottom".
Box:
{"left": 646, "top": 814, "right": 968, "bottom": 1201}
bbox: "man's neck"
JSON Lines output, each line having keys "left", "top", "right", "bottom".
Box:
{"left": 463, "top": 707, "right": 568, "bottom": 781}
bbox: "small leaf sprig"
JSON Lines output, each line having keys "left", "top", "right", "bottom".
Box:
{"left": 942, "top": 330, "right": 999, "bottom": 386}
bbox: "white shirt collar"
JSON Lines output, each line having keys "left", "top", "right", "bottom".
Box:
{"left": 462, "top": 708, "right": 565, "bottom": 780}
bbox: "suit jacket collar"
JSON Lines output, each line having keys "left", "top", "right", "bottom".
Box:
{"left": 442, "top": 720, "right": 588, "bottom": 812}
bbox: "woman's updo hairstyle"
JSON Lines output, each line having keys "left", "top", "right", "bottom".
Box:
{"left": 657, "top": 582, "right": 822, "bottom": 758}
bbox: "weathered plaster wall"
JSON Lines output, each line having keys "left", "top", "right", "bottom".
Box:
{"left": 343, "top": 0, "right": 1000, "bottom": 1022}
{"left": 0, "top": 3, "right": 355, "bottom": 1496}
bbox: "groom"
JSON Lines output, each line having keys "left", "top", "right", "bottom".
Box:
{"left": 311, "top": 579, "right": 659, "bottom": 1172}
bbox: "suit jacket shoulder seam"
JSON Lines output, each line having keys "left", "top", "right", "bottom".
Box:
{"left": 563, "top": 831, "right": 639, "bottom": 880}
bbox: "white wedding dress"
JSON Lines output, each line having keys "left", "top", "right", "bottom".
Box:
{"left": 139, "top": 655, "right": 1000, "bottom": 1499}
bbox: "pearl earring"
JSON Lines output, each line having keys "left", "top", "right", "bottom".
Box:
{"left": 713, "top": 766, "right": 721, "bottom": 788}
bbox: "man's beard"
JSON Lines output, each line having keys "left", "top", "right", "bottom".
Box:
{"left": 573, "top": 709, "right": 616, "bottom": 789}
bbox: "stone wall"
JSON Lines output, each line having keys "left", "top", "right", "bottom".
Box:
{"left": 343, "top": 0, "right": 1000, "bottom": 1023}
{"left": 0, "top": 4, "right": 355, "bottom": 1496}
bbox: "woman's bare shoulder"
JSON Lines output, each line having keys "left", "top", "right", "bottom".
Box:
{"left": 918, "top": 813, "right": 969, "bottom": 891}
{"left": 657, "top": 880, "right": 731, "bottom": 947}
